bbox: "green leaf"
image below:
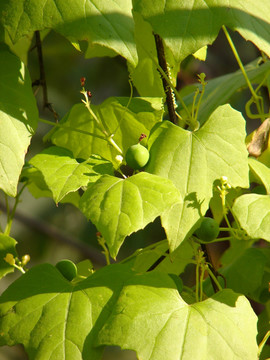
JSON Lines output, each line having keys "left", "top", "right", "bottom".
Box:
{"left": 154, "top": 239, "right": 197, "bottom": 275}
{"left": 134, "top": 1, "right": 270, "bottom": 65}
{"left": 79, "top": 172, "right": 181, "bottom": 258}
{"left": 249, "top": 157, "right": 270, "bottom": 195}
{"left": 29, "top": 146, "right": 114, "bottom": 204}
{"left": 97, "top": 283, "right": 258, "bottom": 360}
{"left": 0, "top": 0, "right": 137, "bottom": 66}
{"left": 50, "top": 97, "right": 163, "bottom": 165}
{"left": 0, "top": 234, "right": 17, "bottom": 279}
{"left": 0, "top": 263, "right": 136, "bottom": 360}
{"left": 232, "top": 193, "right": 270, "bottom": 241}
{"left": 222, "top": 248, "right": 267, "bottom": 296}
{"left": 147, "top": 104, "right": 249, "bottom": 250}
{"left": 0, "top": 44, "right": 38, "bottom": 196}
{"left": 128, "top": 11, "right": 164, "bottom": 97}
{"left": 179, "top": 60, "right": 270, "bottom": 125}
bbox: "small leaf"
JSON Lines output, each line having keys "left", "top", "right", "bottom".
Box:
{"left": 29, "top": 146, "right": 114, "bottom": 203}
{"left": 79, "top": 172, "right": 181, "bottom": 258}
{"left": 0, "top": 234, "right": 17, "bottom": 279}
{"left": 249, "top": 157, "right": 270, "bottom": 194}
{"left": 232, "top": 194, "right": 270, "bottom": 241}
{"left": 97, "top": 280, "right": 258, "bottom": 360}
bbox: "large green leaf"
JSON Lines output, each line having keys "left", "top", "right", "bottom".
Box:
{"left": 232, "top": 194, "right": 270, "bottom": 242}
{"left": 0, "top": 234, "right": 17, "bottom": 279}
{"left": 28, "top": 146, "right": 114, "bottom": 204}
{"left": 0, "top": 0, "right": 137, "bottom": 66}
{"left": 134, "top": 1, "right": 270, "bottom": 65}
{"left": 0, "top": 44, "right": 38, "bottom": 196}
{"left": 0, "top": 263, "right": 136, "bottom": 360}
{"left": 79, "top": 172, "right": 181, "bottom": 258}
{"left": 97, "top": 281, "right": 258, "bottom": 360}
{"left": 147, "top": 104, "right": 249, "bottom": 250}
{"left": 50, "top": 97, "right": 163, "bottom": 165}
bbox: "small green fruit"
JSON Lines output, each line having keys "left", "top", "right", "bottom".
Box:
{"left": 195, "top": 217, "right": 220, "bottom": 242}
{"left": 56, "top": 259, "right": 77, "bottom": 281}
{"left": 125, "top": 143, "right": 150, "bottom": 170}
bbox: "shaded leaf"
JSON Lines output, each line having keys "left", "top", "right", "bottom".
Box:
{"left": 0, "top": 263, "right": 135, "bottom": 360}
{"left": 134, "top": 1, "right": 270, "bottom": 65}
{"left": 232, "top": 193, "right": 270, "bottom": 241}
{"left": 29, "top": 146, "right": 114, "bottom": 203}
{"left": 79, "top": 172, "right": 181, "bottom": 258}
{"left": 0, "top": 0, "right": 137, "bottom": 66}
{"left": 222, "top": 248, "right": 267, "bottom": 296}
{"left": 179, "top": 60, "right": 270, "bottom": 125}
{"left": 97, "top": 283, "right": 258, "bottom": 360}
{"left": 147, "top": 104, "right": 249, "bottom": 250}
{"left": 50, "top": 97, "right": 163, "bottom": 165}
{"left": 0, "top": 44, "right": 38, "bottom": 196}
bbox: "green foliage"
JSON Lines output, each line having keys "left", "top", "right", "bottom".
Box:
{"left": 0, "top": 1, "right": 270, "bottom": 359}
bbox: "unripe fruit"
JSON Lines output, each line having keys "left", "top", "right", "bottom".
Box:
{"left": 125, "top": 143, "right": 150, "bottom": 170}
{"left": 56, "top": 259, "right": 77, "bottom": 281}
{"left": 195, "top": 217, "right": 220, "bottom": 242}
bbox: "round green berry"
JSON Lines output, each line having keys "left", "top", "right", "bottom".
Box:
{"left": 195, "top": 217, "right": 220, "bottom": 242}
{"left": 125, "top": 143, "right": 150, "bottom": 170}
{"left": 56, "top": 259, "right": 77, "bottom": 281}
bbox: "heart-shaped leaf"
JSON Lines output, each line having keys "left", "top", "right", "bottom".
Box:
{"left": 147, "top": 104, "right": 249, "bottom": 250}
{"left": 79, "top": 172, "right": 181, "bottom": 258}
{"left": 97, "top": 278, "right": 258, "bottom": 360}
{"left": 29, "top": 146, "right": 114, "bottom": 204}
{"left": 0, "top": 263, "right": 135, "bottom": 360}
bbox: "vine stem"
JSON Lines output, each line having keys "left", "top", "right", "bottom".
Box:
{"left": 139, "top": 36, "right": 192, "bottom": 123}
{"left": 258, "top": 330, "right": 270, "bottom": 358}
{"left": 81, "top": 91, "right": 123, "bottom": 155}
{"left": 154, "top": 33, "right": 177, "bottom": 124}
{"left": 222, "top": 25, "right": 264, "bottom": 121}
{"left": 4, "top": 184, "right": 27, "bottom": 235}
{"left": 33, "top": 31, "right": 59, "bottom": 121}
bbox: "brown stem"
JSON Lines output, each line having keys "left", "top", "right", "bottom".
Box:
{"left": 0, "top": 202, "right": 107, "bottom": 267}
{"left": 154, "top": 33, "right": 177, "bottom": 124}
{"left": 34, "top": 31, "right": 59, "bottom": 121}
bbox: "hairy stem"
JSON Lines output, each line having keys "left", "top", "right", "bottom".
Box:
{"left": 154, "top": 33, "right": 177, "bottom": 124}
